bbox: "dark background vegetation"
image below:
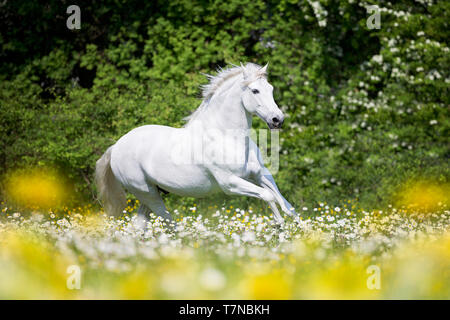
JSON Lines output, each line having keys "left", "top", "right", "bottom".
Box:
{"left": 0, "top": 0, "right": 448, "bottom": 210}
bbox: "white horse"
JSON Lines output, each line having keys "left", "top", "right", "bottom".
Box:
{"left": 95, "top": 63, "right": 297, "bottom": 224}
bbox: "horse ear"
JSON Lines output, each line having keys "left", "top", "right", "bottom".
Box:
{"left": 241, "top": 62, "right": 250, "bottom": 80}
{"left": 260, "top": 63, "right": 269, "bottom": 74}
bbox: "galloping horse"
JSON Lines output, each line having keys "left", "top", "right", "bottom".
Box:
{"left": 95, "top": 63, "right": 296, "bottom": 224}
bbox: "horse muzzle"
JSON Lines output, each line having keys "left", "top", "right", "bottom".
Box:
{"left": 267, "top": 115, "right": 284, "bottom": 129}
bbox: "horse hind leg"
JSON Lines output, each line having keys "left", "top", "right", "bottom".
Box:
{"left": 132, "top": 186, "right": 172, "bottom": 222}
{"left": 137, "top": 203, "right": 152, "bottom": 219}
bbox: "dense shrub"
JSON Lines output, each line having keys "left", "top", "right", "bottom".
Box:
{"left": 0, "top": 0, "right": 448, "bottom": 209}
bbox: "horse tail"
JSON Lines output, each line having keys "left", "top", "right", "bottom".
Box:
{"left": 95, "top": 146, "right": 126, "bottom": 216}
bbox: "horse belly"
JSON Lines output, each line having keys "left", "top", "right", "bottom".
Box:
{"left": 153, "top": 167, "right": 219, "bottom": 197}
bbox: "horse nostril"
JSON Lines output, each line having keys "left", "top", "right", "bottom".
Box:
{"left": 272, "top": 117, "right": 279, "bottom": 123}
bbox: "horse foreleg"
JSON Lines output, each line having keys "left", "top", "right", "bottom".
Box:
{"left": 259, "top": 168, "right": 297, "bottom": 217}
{"left": 213, "top": 173, "right": 284, "bottom": 224}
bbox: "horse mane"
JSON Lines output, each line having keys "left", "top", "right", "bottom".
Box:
{"left": 184, "top": 63, "right": 267, "bottom": 124}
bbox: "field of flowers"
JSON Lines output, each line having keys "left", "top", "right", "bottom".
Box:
{"left": 1, "top": 199, "right": 449, "bottom": 299}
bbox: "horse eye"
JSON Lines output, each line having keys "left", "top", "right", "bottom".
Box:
{"left": 251, "top": 89, "right": 259, "bottom": 94}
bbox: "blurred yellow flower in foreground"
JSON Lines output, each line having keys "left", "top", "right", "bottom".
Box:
{"left": 244, "top": 269, "right": 292, "bottom": 299}
{"left": 395, "top": 179, "right": 449, "bottom": 212}
{"left": 303, "top": 257, "right": 380, "bottom": 299}
{"left": 383, "top": 234, "right": 450, "bottom": 299}
{"left": 117, "top": 271, "right": 154, "bottom": 299}
{"left": 5, "top": 168, "right": 69, "bottom": 209}
{"left": 0, "top": 231, "right": 75, "bottom": 299}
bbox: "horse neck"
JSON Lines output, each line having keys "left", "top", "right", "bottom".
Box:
{"left": 197, "top": 82, "right": 252, "bottom": 132}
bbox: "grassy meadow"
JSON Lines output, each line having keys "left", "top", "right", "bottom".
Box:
{"left": 1, "top": 180, "right": 449, "bottom": 299}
